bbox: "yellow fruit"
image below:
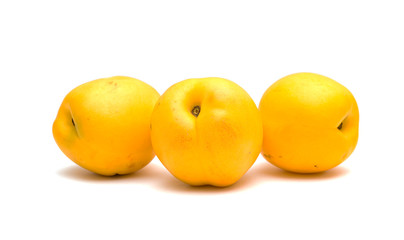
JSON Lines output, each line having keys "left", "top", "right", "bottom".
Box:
{"left": 52, "top": 76, "right": 160, "bottom": 176}
{"left": 259, "top": 72, "right": 359, "bottom": 173}
{"left": 151, "top": 77, "right": 263, "bottom": 187}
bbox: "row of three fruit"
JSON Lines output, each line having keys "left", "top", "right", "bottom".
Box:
{"left": 53, "top": 73, "right": 359, "bottom": 187}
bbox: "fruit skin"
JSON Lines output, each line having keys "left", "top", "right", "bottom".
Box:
{"left": 151, "top": 77, "right": 263, "bottom": 187}
{"left": 259, "top": 72, "right": 359, "bottom": 173}
{"left": 52, "top": 76, "right": 160, "bottom": 176}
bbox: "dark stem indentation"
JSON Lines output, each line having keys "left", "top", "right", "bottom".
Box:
{"left": 72, "top": 118, "right": 75, "bottom": 127}
{"left": 337, "top": 121, "right": 343, "bottom": 130}
{"left": 191, "top": 106, "right": 200, "bottom": 117}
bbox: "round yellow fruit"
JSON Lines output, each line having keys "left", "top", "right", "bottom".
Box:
{"left": 52, "top": 76, "right": 160, "bottom": 176}
{"left": 151, "top": 77, "right": 263, "bottom": 187}
{"left": 259, "top": 72, "right": 359, "bottom": 173}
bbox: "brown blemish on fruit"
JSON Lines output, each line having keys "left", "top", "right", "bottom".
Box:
{"left": 341, "top": 152, "right": 348, "bottom": 160}
{"left": 314, "top": 164, "right": 318, "bottom": 168}
{"left": 263, "top": 153, "right": 272, "bottom": 159}
{"left": 127, "top": 162, "right": 135, "bottom": 169}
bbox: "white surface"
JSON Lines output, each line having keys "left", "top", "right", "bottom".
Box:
{"left": 1, "top": 1, "right": 403, "bottom": 239}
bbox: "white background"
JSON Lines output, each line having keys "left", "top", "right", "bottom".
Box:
{"left": 1, "top": 0, "right": 403, "bottom": 239}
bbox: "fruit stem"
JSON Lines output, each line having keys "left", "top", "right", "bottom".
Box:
{"left": 191, "top": 106, "right": 200, "bottom": 117}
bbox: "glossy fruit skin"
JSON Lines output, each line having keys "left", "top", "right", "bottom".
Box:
{"left": 259, "top": 73, "right": 359, "bottom": 173}
{"left": 52, "top": 76, "right": 160, "bottom": 176}
{"left": 151, "top": 77, "right": 263, "bottom": 187}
